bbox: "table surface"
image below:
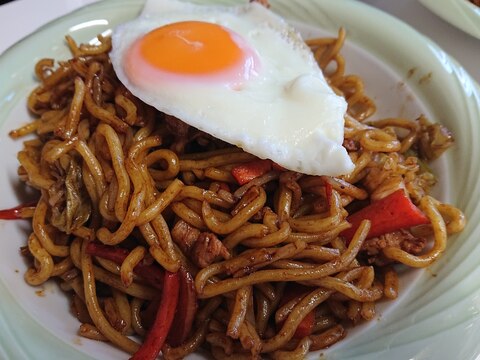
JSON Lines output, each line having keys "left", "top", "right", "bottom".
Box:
{"left": 0, "top": 0, "right": 478, "bottom": 84}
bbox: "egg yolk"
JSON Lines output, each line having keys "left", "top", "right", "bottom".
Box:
{"left": 140, "top": 21, "right": 245, "bottom": 75}
{"left": 126, "top": 21, "right": 259, "bottom": 85}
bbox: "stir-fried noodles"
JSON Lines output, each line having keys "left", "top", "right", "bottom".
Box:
{"left": 8, "top": 28, "right": 465, "bottom": 359}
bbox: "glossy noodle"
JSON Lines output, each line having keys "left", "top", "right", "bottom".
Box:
{"left": 9, "top": 26, "right": 466, "bottom": 360}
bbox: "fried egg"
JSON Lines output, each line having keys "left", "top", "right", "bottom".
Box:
{"left": 111, "top": 0, "right": 354, "bottom": 176}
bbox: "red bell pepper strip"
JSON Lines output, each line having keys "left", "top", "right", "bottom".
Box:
{"left": 85, "top": 242, "right": 129, "bottom": 263}
{"left": 0, "top": 201, "right": 37, "bottom": 220}
{"left": 340, "top": 189, "right": 430, "bottom": 241}
{"left": 85, "top": 242, "right": 164, "bottom": 290}
{"left": 167, "top": 267, "right": 197, "bottom": 347}
{"left": 293, "top": 308, "right": 315, "bottom": 338}
{"left": 217, "top": 182, "right": 231, "bottom": 193}
{"left": 271, "top": 162, "right": 287, "bottom": 171}
{"left": 141, "top": 295, "right": 161, "bottom": 330}
{"left": 130, "top": 271, "right": 180, "bottom": 360}
{"left": 231, "top": 159, "right": 273, "bottom": 185}
{"left": 279, "top": 284, "right": 315, "bottom": 339}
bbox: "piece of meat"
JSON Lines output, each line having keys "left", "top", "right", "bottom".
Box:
{"left": 164, "top": 115, "right": 189, "bottom": 137}
{"left": 362, "top": 229, "right": 426, "bottom": 266}
{"left": 171, "top": 220, "right": 230, "bottom": 268}
{"left": 417, "top": 117, "right": 454, "bottom": 161}
{"left": 171, "top": 220, "right": 201, "bottom": 254}
{"left": 342, "top": 138, "right": 359, "bottom": 152}
{"left": 164, "top": 115, "right": 190, "bottom": 154}
{"left": 191, "top": 232, "right": 230, "bottom": 268}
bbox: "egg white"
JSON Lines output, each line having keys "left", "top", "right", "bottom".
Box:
{"left": 111, "top": 0, "right": 354, "bottom": 176}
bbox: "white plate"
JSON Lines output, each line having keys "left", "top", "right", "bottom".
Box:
{"left": 0, "top": 0, "right": 480, "bottom": 359}
{"left": 0, "top": 0, "right": 98, "bottom": 54}
{"left": 419, "top": 0, "right": 480, "bottom": 39}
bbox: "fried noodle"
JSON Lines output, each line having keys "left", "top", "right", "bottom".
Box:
{"left": 10, "top": 28, "right": 466, "bottom": 359}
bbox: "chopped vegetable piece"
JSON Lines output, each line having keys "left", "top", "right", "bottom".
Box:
{"left": 130, "top": 271, "right": 180, "bottom": 360}
{"left": 231, "top": 159, "right": 272, "bottom": 185}
{"left": 167, "top": 267, "right": 197, "bottom": 347}
{"left": 271, "top": 162, "right": 287, "bottom": 171}
{"left": 217, "top": 182, "right": 231, "bottom": 193}
{"left": 141, "top": 295, "right": 161, "bottom": 330}
{"left": 85, "top": 242, "right": 164, "bottom": 290}
{"left": 279, "top": 284, "right": 315, "bottom": 338}
{"left": 341, "top": 189, "right": 430, "bottom": 241}
{"left": 0, "top": 202, "right": 37, "bottom": 220}
{"left": 294, "top": 309, "right": 315, "bottom": 339}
